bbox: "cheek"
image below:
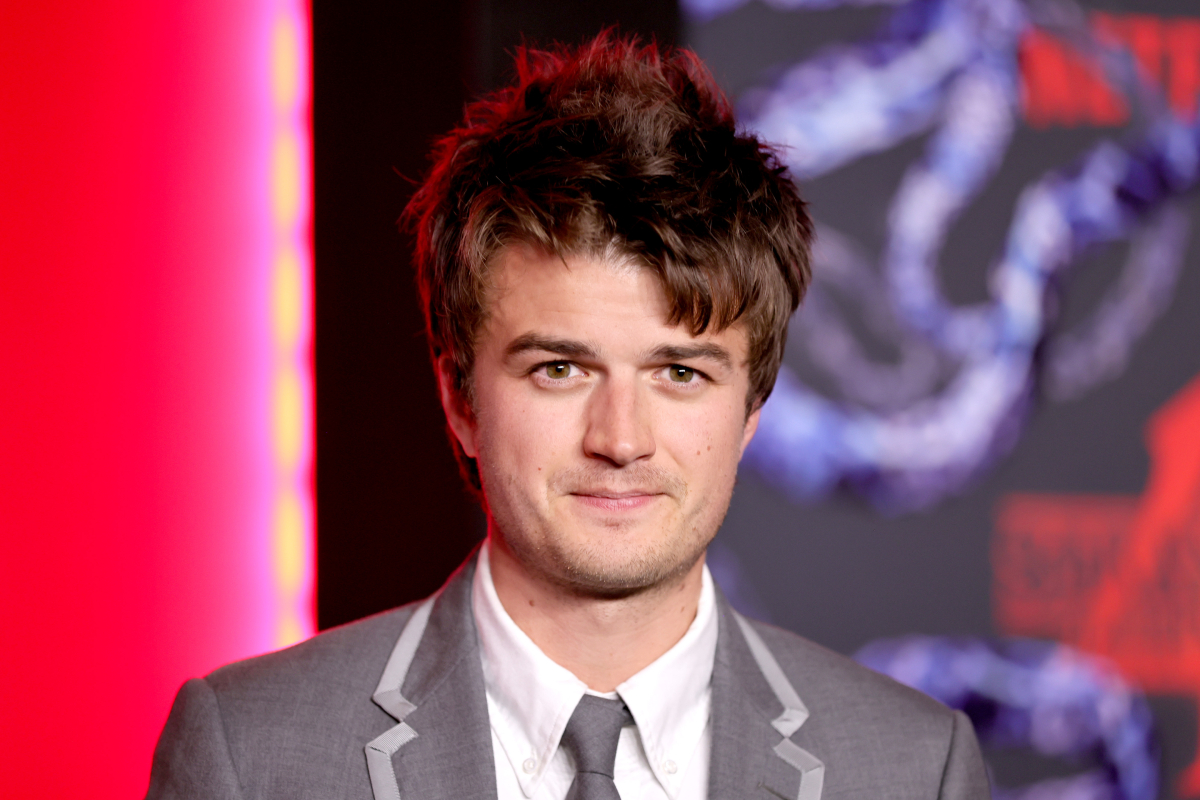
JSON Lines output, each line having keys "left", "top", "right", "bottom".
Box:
{"left": 663, "top": 403, "right": 748, "bottom": 482}
{"left": 475, "top": 382, "right": 574, "bottom": 476}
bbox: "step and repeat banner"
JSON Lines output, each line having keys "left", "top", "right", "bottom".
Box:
{"left": 684, "top": 1, "right": 1200, "bottom": 798}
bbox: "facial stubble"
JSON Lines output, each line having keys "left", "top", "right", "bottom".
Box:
{"left": 486, "top": 461, "right": 734, "bottom": 600}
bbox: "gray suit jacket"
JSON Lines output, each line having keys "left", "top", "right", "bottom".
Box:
{"left": 147, "top": 554, "right": 990, "bottom": 799}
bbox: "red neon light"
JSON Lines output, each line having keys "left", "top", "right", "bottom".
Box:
{"left": 0, "top": 1, "right": 312, "bottom": 797}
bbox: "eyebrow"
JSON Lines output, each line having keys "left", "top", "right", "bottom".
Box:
{"left": 504, "top": 334, "right": 735, "bottom": 369}
{"left": 505, "top": 333, "right": 599, "bottom": 360}
{"left": 646, "top": 343, "right": 734, "bottom": 369}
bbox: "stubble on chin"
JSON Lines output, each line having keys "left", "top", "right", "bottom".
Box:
{"left": 493, "top": 462, "right": 727, "bottom": 599}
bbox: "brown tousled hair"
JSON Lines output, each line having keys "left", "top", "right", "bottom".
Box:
{"left": 404, "top": 31, "right": 813, "bottom": 489}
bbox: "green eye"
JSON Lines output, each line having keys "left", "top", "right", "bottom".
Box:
{"left": 544, "top": 362, "right": 572, "bottom": 379}
{"left": 669, "top": 366, "right": 695, "bottom": 383}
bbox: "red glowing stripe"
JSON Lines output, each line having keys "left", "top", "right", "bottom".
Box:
{"left": 0, "top": 1, "right": 313, "bottom": 796}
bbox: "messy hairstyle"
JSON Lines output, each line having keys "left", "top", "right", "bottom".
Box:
{"left": 404, "top": 31, "right": 813, "bottom": 489}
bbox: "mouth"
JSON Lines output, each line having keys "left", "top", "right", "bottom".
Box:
{"left": 568, "top": 490, "right": 663, "bottom": 512}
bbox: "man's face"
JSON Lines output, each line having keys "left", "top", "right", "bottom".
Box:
{"left": 441, "top": 245, "right": 760, "bottom": 596}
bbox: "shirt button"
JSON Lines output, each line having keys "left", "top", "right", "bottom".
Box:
{"left": 664, "top": 760, "right": 678, "bottom": 775}
{"left": 522, "top": 758, "right": 537, "bottom": 774}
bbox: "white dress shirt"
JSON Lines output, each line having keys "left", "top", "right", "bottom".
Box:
{"left": 472, "top": 540, "right": 718, "bottom": 800}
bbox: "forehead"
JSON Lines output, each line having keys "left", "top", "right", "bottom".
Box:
{"left": 488, "top": 243, "right": 660, "bottom": 312}
{"left": 481, "top": 244, "right": 747, "bottom": 358}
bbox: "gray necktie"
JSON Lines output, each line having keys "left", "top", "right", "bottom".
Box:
{"left": 561, "top": 694, "right": 634, "bottom": 800}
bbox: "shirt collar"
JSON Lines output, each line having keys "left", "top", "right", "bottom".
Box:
{"left": 616, "top": 565, "right": 716, "bottom": 796}
{"left": 473, "top": 542, "right": 588, "bottom": 797}
{"left": 472, "top": 539, "right": 718, "bottom": 799}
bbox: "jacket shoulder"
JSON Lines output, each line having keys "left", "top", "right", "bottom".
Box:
{"left": 747, "top": 618, "right": 954, "bottom": 724}
{"left": 204, "top": 604, "right": 420, "bottom": 781}
{"left": 150, "top": 603, "right": 425, "bottom": 800}
{"left": 206, "top": 602, "right": 418, "bottom": 699}
{"left": 744, "top": 619, "right": 989, "bottom": 798}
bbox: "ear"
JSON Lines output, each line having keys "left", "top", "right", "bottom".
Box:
{"left": 436, "top": 356, "right": 479, "bottom": 459}
{"left": 739, "top": 405, "right": 761, "bottom": 459}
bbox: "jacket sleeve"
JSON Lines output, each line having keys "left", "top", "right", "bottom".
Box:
{"left": 145, "top": 678, "right": 245, "bottom": 800}
{"left": 937, "top": 710, "right": 991, "bottom": 800}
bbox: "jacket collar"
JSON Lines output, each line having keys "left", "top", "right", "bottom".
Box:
{"left": 366, "top": 551, "right": 499, "bottom": 800}
{"left": 709, "top": 592, "right": 825, "bottom": 800}
{"left": 364, "top": 550, "right": 823, "bottom": 800}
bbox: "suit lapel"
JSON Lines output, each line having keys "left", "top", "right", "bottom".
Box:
{"left": 709, "top": 592, "right": 825, "bottom": 800}
{"left": 363, "top": 555, "right": 823, "bottom": 800}
{"left": 365, "top": 553, "right": 498, "bottom": 800}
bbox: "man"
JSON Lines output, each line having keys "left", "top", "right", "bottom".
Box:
{"left": 147, "top": 34, "right": 989, "bottom": 800}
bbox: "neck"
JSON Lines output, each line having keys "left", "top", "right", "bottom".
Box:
{"left": 486, "top": 535, "right": 705, "bottom": 694}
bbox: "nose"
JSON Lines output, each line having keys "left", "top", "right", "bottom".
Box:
{"left": 582, "top": 374, "right": 655, "bottom": 467}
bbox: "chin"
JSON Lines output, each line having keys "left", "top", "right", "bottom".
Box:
{"left": 546, "top": 535, "right": 709, "bottom": 597}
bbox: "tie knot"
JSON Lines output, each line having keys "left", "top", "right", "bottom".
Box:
{"left": 560, "top": 695, "right": 634, "bottom": 779}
